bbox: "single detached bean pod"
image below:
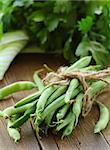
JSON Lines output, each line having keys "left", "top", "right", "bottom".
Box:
{"left": 10, "top": 103, "right": 36, "bottom": 128}
{"left": 33, "top": 71, "right": 45, "bottom": 91}
{"left": 65, "top": 79, "right": 79, "bottom": 103}
{"left": 7, "top": 115, "right": 21, "bottom": 142}
{"left": 72, "top": 93, "right": 84, "bottom": 126}
{"left": 0, "top": 81, "right": 36, "bottom": 100}
{"left": 46, "top": 85, "right": 67, "bottom": 106}
{"left": 61, "top": 113, "right": 75, "bottom": 139}
{"left": 3, "top": 101, "right": 37, "bottom": 118}
{"left": 15, "top": 90, "right": 42, "bottom": 108}
{"left": 94, "top": 101, "right": 109, "bottom": 133}
{"left": 67, "top": 56, "right": 92, "bottom": 72}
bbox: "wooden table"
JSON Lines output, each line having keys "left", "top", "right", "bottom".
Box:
{"left": 0, "top": 54, "right": 110, "bottom": 150}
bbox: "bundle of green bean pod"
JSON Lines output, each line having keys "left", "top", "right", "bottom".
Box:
{"left": 0, "top": 56, "right": 110, "bottom": 142}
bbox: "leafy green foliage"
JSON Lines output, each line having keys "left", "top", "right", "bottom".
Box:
{"left": 78, "top": 16, "right": 93, "bottom": 34}
{"left": 76, "top": 39, "right": 109, "bottom": 66}
{"left": 75, "top": 38, "right": 90, "bottom": 57}
{"left": 1, "top": 0, "right": 110, "bottom": 65}
{"left": 54, "top": 0, "right": 72, "bottom": 14}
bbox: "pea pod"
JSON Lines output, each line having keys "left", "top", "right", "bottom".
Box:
{"left": 46, "top": 85, "right": 67, "bottom": 106}
{"left": 56, "top": 111, "right": 73, "bottom": 131}
{"left": 65, "top": 79, "right": 79, "bottom": 103}
{"left": 80, "top": 65, "right": 102, "bottom": 72}
{"left": 61, "top": 113, "right": 75, "bottom": 139}
{"left": 42, "top": 87, "right": 80, "bottom": 119}
{"left": 33, "top": 71, "right": 45, "bottom": 91}
{"left": 10, "top": 103, "right": 36, "bottom": 128}
{"left": 36, "top": 86, "right": 57, "bottom": 114}
{"left": 56, "top": 104, "right": 70, "bottom": 121}
{"left": 3, "top": 101, "right": 37, "bottom": 118}
{"left": 15, "top": 90, "right": 41, "bottom": 108}
{"left": 67, "top": 56, "right": 92, "bottom": 72}
{"left": 7, "top": 115, "right": 21, "bottom": 142}
{"left": 94, "top": 101, "right": 109, "bottom": 133}
{"left": 72, "top": 93, "right": 84, "bottom": 126}
{"left": 0, "top": 81, "right": 36, "bottom": 100}
{"left": 45, "top": 110, "right": 55, "bottom": 134}
{"left": 45, "top": 110, "right": 55, "bottom": 126}
{"left": 82, "top": 79, "right": 110, "bottom": 116}
{"left": 34, "top": 87, "right": 80, "bottom": 131}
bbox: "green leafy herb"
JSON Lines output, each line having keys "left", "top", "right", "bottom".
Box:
{"left": 78, "top": 16, "right": 93, "bottom": 34}
{"left": 0, "top": 0, "right": 110, "bottom": 65}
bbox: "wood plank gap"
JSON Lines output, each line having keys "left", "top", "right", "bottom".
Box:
{"left": 101, "top": 132, "right": 110, "bottom": 147}
{"left": 30, "top": 123, "right": 43, "bottom": 150}
{"left": 51, "top": 133, "right": 60, "bottom": 150}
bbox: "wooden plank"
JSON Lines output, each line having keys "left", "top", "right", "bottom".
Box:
{"left": 36, "top": 133, "right": 59, "bottom": 150}
{"left": 0, "top": 54, "right": 40, "bottom": 150}
{"left": 0, "top": 54, "right": 65, "bottom": 150}
{"left": 1, "top": 54, "right": 110, "bottom": 150}
{"left": 53, "top": 105, "right": 110, "bottom": 150}
{"left": 20, "top": 54, "right": 65, "bottom": 150}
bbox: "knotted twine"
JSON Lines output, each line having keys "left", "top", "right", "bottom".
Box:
{"left": 43, "top": 66, "right": 110, "bottom": 117}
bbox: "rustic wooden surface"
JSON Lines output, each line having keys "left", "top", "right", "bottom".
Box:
{"left": 0, "top": 54, "right": 110, "bottom": 150}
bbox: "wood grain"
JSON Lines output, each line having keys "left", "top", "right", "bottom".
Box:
{"left": 0, "top": 54, "right": 110, "bottom": 150}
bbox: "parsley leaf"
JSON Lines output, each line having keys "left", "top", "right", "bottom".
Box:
{"left": 78, "top": 16, "right": 93, "bottom": 34}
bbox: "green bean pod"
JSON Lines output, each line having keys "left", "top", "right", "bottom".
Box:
{"left": 86, "top": 76, "right": 110, "bottom": 99}
{"left": 65, "top": 79, "right": 79, "bottom": 103}
{"left": 56, "top": 104, "right": 70, "bottom": 121}
{"left": 67, "top": 56, "right": 92, "bottom": 72}
{"left": 61, "top": 113, "right": 75, "bottom": 139}
{"left": 15, "top": 90, "right": 41, "bottom": 108}
{"left": 56, "top": 111, "right": 73, "bottom": 131}
{"left": 94, "top": 101, "right": 109, "bottom": 133}
{"left": 45, "top": 110, "right": 55, "bottom": 134}
{"left": 45, "top": 110, "right": 55, "bottom": 126}
{"left": 3, "top": 101, "right": 37, "bottom": 118}
{"left": 33, "top": 72, "right": 45, "bottom": 91}
{"left": 46, "top": 85, "right": 67, "bottom": 106}
{"left": 36, "top": 86, "right": 57, "bottom": 114}
{"left": 89, "top": 81, "right": 107, "bottom": 98}
{"left": 10, "top": 103, "right": 36, "bottom": 128}
{"left": 72, "top": 93, "right": 84, "bottom": 126}
{"left": 42, "top": 87, "right": 80, "bottom": 119}
{"left": 0, "top": 81, "right": 36, "bottom": 100}
{"left": 80, "top": 65, "right": 102, "bottom": 72}
{"left": 7, "top": 114, "right": 21, "bottom": 142}
{"left": 82, "top": 79, "right": 110, "bottom": 116}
